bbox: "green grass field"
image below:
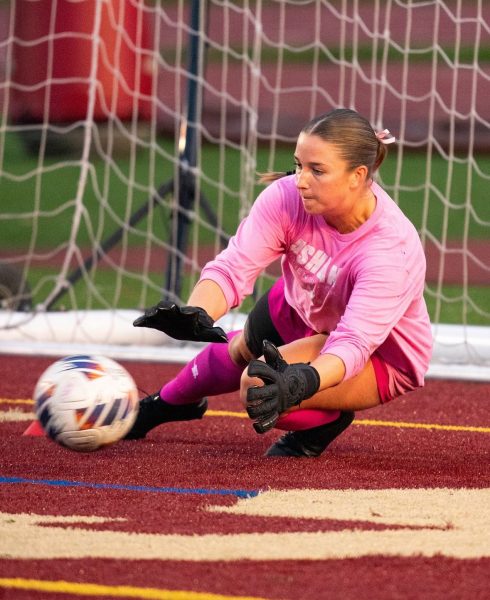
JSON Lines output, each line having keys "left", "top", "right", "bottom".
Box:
{"left": 1, "top": 129, "right": 489, "bottom": 324}
{"left": 3, "top": 130, "right": 490, "bottom": 244}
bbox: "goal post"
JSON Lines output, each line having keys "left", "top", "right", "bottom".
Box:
{"left": 0, "top": 0, "right": 489, "bottom": 381}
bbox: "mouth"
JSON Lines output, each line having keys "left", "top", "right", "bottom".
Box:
{"left": 301, "top": 198, "right": 318, "bottom": 214}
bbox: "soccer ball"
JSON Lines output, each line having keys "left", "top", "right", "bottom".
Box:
{"left": 33, "top": 355, "right": 139, "bottom": 452}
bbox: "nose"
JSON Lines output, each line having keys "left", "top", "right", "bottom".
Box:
{"left": 295, "top": 169, "right": 309, "bottom": 189}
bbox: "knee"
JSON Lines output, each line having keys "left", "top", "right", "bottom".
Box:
{"left": 228, "top": 331, "right": 256, "bottom": 368}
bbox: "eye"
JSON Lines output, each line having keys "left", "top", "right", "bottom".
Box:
{"left": 312, "top": 168, "right": 323, "bottom": 176}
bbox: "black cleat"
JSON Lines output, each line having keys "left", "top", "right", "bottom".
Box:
{"left": 265, "top": 410, "right": 355, "bottom": 457}
{"left": 124, "top": 392, "right": 208, "bottom": 440}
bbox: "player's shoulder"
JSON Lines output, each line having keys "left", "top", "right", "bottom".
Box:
{"left": 366, "top": 184, "right": 425, "bottom": 272}
{"left": 255, "top": 174, "right": 301, "bottom": 213}
{"left": 372, "top": 182, "right": 419, "bottom": 236}
{"left": 263, "top": 173, "right": 297, "bottom": 197}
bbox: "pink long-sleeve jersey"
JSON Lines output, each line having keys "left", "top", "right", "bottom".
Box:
{"left": 200, "top": 175, "right": 433, "bottom": 388}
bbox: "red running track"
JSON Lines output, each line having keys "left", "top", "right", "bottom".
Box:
{"left": 0, "top": 354, "right": 489, "bottom": 600}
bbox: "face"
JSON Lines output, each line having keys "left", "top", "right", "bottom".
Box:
{"left": 294, "top": 132, "right": 366, "bottom": 220}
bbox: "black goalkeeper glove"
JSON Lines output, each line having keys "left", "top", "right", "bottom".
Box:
{"left": 133, "top": 301, "right": 228, "bottom": 343}
{"left": 246, "top": 340, "right": 320, "bottom": 434}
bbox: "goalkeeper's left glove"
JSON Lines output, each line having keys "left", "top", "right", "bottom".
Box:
{"left": 246, "top": 340, "right": 320, "bottom": 433}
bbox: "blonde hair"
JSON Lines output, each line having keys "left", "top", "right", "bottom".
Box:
{"left": 259, "top": 108, "right": 391, "bottom": 184}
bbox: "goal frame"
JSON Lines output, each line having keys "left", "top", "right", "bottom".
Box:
{"left": 1, "top": 0, "right": 489, "bottom": 382}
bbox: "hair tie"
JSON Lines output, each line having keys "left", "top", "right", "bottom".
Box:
{"left": 376, "top": 128, "right": 396, "bottom": 145}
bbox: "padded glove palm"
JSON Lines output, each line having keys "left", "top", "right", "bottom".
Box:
{"left": 133, "top": 301, "right": 228, "bottom": 343}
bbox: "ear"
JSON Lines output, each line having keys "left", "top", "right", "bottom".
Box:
{"left": 349, "top": 165, "right": 369, "bottom": 189}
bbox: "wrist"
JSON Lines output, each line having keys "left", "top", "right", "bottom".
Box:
{"left": 283, "top": 363, "right": 320, "bottom": 409}
{"left": 303, "top": 364, "right": 321, "bottom": 398}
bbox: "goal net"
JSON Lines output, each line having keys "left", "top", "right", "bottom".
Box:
{"left": 1, "top": 0, "right": 489, "bottom": 380}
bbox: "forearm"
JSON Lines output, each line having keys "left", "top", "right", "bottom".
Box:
{"left": 187, "top": 279, "right": 228, "bottom": 321}
{"left": 309, "top": 353, "right": 346, "bottom": 390}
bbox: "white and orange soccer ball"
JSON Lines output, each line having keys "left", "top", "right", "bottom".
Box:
{"left": 33, "top": 355, "right": 139, "bottom": 452}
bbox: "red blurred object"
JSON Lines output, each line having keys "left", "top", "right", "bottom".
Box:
{"left": 22, "top": 420, "right": 45, "bottom": 436}
{"left": 12, "top": 0, "right": 153, "bottom": 122}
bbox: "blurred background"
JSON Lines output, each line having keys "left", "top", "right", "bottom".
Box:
{"left": 0, "top": 0, "right": 489, "bottom": 376}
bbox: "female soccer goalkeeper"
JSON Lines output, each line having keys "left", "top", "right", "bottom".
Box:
{"left": 125, "top": 108, "right": 432, "bottom": 457}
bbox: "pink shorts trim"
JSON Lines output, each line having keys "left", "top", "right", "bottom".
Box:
{"left": 372, "top": 352, "right": 420, "bottom": 403}
{"left": 371, "top": 353, "right": 392, "bottom": 404}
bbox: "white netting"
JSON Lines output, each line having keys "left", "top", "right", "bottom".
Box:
{"left": 0, "top": 0, "right": 489, "bottom": 379}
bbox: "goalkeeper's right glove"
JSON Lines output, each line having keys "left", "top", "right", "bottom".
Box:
{"left": 133, "top": 301, "right": 228, "bottom": 343}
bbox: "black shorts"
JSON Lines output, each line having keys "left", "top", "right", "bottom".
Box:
{"left": 243, "top": 287, "right": 285, "bottom": 358}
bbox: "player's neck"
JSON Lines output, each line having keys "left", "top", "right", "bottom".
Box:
{"left": 327, "top": 189, "right": 377, "bottom": 234}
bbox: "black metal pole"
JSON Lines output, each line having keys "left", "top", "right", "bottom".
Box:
{"left": 164, "top": 0, "right": 204, "bottom": 300}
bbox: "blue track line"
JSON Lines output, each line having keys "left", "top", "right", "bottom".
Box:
{"left": 0, "top": 476, "right": 259, "bottom": 498}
